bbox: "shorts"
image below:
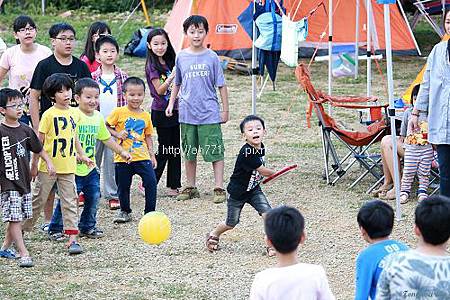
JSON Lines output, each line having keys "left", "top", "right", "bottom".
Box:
{"left": 226, "top": 189, "right": 271, "bottom": 227}
{"left": 180, "top": 123, "right": 224, "bottom": 162}
{"left": 1, "top": 191, "right": 32, "bottom": 222}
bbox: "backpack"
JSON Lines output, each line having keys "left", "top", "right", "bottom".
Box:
{"left": 124, "top": 27, "right": 152, "bottom": 57}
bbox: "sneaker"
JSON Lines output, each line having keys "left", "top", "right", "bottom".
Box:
{"left": 79, "top": 228, "right": 104, "bottom": 239}
{"left": 418, "top": 193, "right": 428, "bottom": 203}
{"left": 18, "top": 256, "right": 33, "bottom": 268}
{"left": 213, "top": 188, "right": 226, "bottom": 204}
{"left": 48, "top": 232, "right": 68, "bottom": 242}
{"left": 400, "top": 193, "right": 409, "bottom": 204}
{"left": 113, "top": 211, "right": 132, "bottom": 223}
{"left": 138, "top": 181, "right": 145, "bottom": 196}
{"left": 67, "top": 241, "right": 83, "bottom": 255}
{"left": 0, "top": 248, "right": 16, "bottom": 259}
{"left": 176, "top": 187, "right": 200, "bottom": 201}
{"left": 40, "top": 223, "right": 50, "bottom": 233}
{"left": 78, "top": 192, "right": 85, "bottom": 207}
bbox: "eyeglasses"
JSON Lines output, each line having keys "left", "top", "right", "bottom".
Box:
{"left": 55, "top": 37, "right": 76, "bottom": 43}
{"left": 5, "top": 103, "right": 25, "bottom": 110}
{"left": 18, "top": 27, "right": 36, "bottom": 33}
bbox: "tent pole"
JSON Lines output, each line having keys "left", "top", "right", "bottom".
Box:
{"left": 366, "top": 0, "right": 371, "bottom": 97}
{"left": 42, "top": 0, "right": 45, "bottom": 15}
{"left": 383, "top": 2, "right": 401, "bottom": 221}
{"left": 355, "top": 0, "right": 359, "bottom": 79}
{"left": 252, "top": 0, "right": 257, "bottom": 114}
{"left": 141, "top": 0, "right": 151, "bottom": 26}
{"left": 396, "top": 0, "right": 421, "bottom": 56}
{"left": 328, "top": 0, "right": 333, "bottom": 115}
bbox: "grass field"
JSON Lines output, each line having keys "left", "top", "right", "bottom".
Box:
{"left": 0, "top": 8, "right": 446, "bottom": 300}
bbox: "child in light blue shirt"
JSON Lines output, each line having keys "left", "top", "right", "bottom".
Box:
{"left": 354, "top": 200, "right": 408, "bottom": 300}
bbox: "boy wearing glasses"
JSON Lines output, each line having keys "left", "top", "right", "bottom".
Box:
{"left": 0, "top": 88, "right": 54, "bottom": 267}
{"left": 29, "top": 22, "right": 91, "bottom": 130}
{"left": 28, "top": 23, "right": 91, "bottom": 230}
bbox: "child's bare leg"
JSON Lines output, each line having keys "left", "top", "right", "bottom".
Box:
{"left": 8, "top": 222, "right": 29, "bottom": 257}
{"left": 1, "top": 223, "right": 13, "bottom": 250}
{"left": 185, "top": 160, "right": 197, "bottom": 187}
{"left": 210, "top": 222, "right": 233, "bottom": 238}
{"left": 68, "top": 234, "right": 77, "bottom": 244}
{"left": 212, "top": 160, "right": 224, "bottom": 189}
{"left": 207, "top": 222, "right": 234, "bottom": 251}
{"left": 44, "top": 191, "right": 55, "bottom": 223}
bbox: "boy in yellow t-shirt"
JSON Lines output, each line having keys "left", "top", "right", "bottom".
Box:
{"left": 23, "top": 73, "right": 92, "bottom": 255}
{"left": 106, "top": 77, "right": 157, "bottom": 223}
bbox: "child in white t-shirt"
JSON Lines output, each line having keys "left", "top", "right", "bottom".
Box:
{"left": 0, "top": 15, "right": 52, "bottom": 125}
{"left": 250, "top": 206, "right": 335, "bottom": 300}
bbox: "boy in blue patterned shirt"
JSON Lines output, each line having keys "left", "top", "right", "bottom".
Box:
{"left": 354, "top": 200, "right": 408, "bottom": 300}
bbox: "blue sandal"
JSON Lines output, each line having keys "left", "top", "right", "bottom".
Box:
{"left": 0, "top": 248, "right": 16, "bottom": 259}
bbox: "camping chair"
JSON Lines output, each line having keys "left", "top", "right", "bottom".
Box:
{"left": 295, "top": 63, "right": 389, "bottom": 188}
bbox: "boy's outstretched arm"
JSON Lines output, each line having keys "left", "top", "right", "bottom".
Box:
{"left": 145, "top": 134, "right": 157, "bottom": 169}
{"left": 74, "top": 136, "right": 94, "bottom": 168}
{"left": 165, "top": 84, "right": 180, "bottom": 117}
{"left": 219, "top": 85, "right": 229, "bottom": 123}
{"left": 106, "top": 122, "right": 128, "bottom": 140}
{"left": 102, "top": 137, "right": 131, "bottom": 162}
{"left": 256, "top": 165, "right": 276, "bottom": 177}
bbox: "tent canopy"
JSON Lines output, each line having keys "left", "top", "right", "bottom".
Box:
{"left": 165, "top": 0, "right": 419, "bottom": 59}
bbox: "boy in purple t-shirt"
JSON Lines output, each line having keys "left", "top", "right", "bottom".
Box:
{"left": 166, "top": 15, "right": 229, "bottom": 204}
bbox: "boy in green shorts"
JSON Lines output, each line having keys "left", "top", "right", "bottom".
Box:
{"left": 166, "top": 15, "right": 229, "bottom": 203}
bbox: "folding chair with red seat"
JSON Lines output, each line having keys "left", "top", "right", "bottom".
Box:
{"left": 295, "top": 63, "right": 389, "bottom": 188}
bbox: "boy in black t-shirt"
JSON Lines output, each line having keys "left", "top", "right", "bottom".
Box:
{"left": 0, "top": 88, "right": 54, "bottom": 267}
{"left": 206, "top": 115, "right": 276, "bottom": 255}
{"left": 29, "top": 22, "right": 91, "bottom": 130}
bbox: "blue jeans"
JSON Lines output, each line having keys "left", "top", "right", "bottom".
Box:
{"left": 226, "top": 189, "right": 271, "bottom": 227}
{"left": 48, "top": 169, "right": 100, "bottom": 233}
{"left": 437, "top": 144, "right": 450, "bottom": 198}
{"left": 115, "top": 160, "right": 157, "bottom": 214}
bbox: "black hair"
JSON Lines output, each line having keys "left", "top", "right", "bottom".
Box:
{"left": 444, "top": 9, "right": 450, "bottom": 33}
{"left": 240, "top": 115, "right": 266, "bottom": 133}
{"left": 145, "top": 28, "right": 176, "bottom": 77}
{"left": 411, "top": 84, "right": 420, "bottom": 106}
{"left": 74, "top": 78, "right": 100, "bottom": 96}
{"left": 82, "top": 21, "right": 111, "bottom": 64}
{"left": 13, "top": 15, "right": 36, "bottom": 32}
{"left": 415, "top": 195, "right": 450, "bottom": 245}
{"left": 42, "top": 73, "right": 73, "bottom": 101}
{"left": 49, "top": 22, "right": 76, "bottom": 39}
{"left": 357, "top": 200, "right": 394, "bottom": 239}
{"left": 0, "top": 88, "right": 23, "bottom": 108}
{"left": 95, "top": 35, "right": 118, "bottom": 53}
{"left": 265, "top": 206, "right": 304, "bottom": 254}
{"left": 183, "top": 15, "right": 209, "bottom": 34}
{"left": 123, "top": 77, "right": 146, "bottom": 93}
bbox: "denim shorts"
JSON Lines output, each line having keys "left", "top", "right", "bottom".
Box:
{"left": 226, "top": 189, "right": 271, "bottom": 227}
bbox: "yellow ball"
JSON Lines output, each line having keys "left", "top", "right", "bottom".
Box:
{"left": 138, "top": 211, "right": 171, "bottom": 245}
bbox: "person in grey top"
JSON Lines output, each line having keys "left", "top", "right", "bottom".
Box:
{"left": 411, "top": 9, "right": 450, "bottom": 197}
{"left": 376, "top": 195, "right": 450, "bottom": 300}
